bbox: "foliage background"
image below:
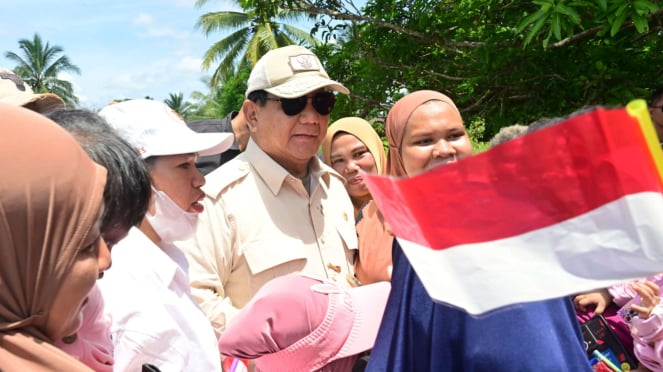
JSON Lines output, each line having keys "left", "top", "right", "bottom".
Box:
{"left": 5, "top": 0, "right": 663, "bottom": 146}
{"left": 306, "top": 0, "right": 663, "bottom": 142}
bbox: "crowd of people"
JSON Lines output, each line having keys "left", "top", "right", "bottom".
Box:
{"left": 1, "top": 45, "right": 663, "bottom": 372}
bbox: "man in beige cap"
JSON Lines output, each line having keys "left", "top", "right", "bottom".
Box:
{"left": 0, "top": 68, "right": 65, "bottom": 113}
{"left": 178, "top": 45, "right": 358, "bottom": 337}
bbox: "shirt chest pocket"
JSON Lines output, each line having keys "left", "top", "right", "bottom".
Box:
{"left": 242, "top": 238, "right": 308, "bottom": 275}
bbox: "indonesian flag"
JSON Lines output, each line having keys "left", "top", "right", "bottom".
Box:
{"left": 364, "top": 100, "right": 663, "bottom": 315}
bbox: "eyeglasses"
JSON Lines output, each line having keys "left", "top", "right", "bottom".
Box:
{"left": 651, "top": 106, "right": 663, "bottom": 112}
{"left": 265, "top": 92, "right": 336, "bottom": 116}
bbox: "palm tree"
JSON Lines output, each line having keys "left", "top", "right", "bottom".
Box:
{"left": 195, "top": 0, "right": 319, "bottom": 87}
{"left": 164, "top": 92, "right": 193, "bottom": 119}
{"left": 5, "top": 33, "right": 81, "bottom": 105}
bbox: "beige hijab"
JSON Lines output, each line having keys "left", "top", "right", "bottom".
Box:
{"left": 0, "top": 104, "right": 106, "bottom": 371}
{"left": 322, "top": 117, "right": 387, "bottom": 175}
{"left": 386, "top": 90, "right": 460, "bottom": 177}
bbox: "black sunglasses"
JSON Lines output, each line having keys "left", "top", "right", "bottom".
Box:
{"left": 265, "top": 92, "right": 336, "bottom": 116}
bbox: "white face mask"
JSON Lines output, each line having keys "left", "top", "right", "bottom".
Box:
{"left": 146, "top": 187, "right": 199, "bottom": 244}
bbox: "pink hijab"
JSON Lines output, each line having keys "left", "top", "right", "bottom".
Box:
{"left": 385, "top": 90, "right": 460, "bottom": 177}
{"left": 0, "top": 104, "right": 106, "bottom": 371}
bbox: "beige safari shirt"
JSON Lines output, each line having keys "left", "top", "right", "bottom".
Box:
{"left": 178, "top": 139, "right": 358, "bottom": 337}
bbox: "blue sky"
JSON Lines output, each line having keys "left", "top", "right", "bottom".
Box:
{"left": 0, "top": 0, "right": 305, "bottom": 110}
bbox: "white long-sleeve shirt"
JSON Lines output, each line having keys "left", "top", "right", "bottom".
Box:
{"left": 98, "top": 227, "right": 221, "bottom": 372}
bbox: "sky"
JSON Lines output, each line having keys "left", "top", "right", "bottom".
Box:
{"left": 0, "top": 0, "right": 295, "bottom": 110}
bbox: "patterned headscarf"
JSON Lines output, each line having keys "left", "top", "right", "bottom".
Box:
{"left": 385, "top": 90, "right": 460, "bottom": 177}
{"left": 0, "top": 104, "right": 106, "bottom": 371}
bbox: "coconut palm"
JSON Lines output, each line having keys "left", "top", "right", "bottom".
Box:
{"left": 196, "top": 0, "right": 319, "bottom": 87}
{"left": 5, "top": 33, "right": 81, "bottom": 105}
{"left": 164, "top": 92, "right": 193, "bottom": 119}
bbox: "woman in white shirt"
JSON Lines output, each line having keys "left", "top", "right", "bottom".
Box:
{"left": 97, "top": 99, "right": 234, "bottom": 372}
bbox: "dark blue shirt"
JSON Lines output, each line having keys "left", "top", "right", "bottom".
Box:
{"left": 366, "top": 240, "right": 593, "bottom": 372}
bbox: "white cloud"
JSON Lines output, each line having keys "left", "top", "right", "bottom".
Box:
{"left": 133, "top": 12, "right": 153, "bottom": 26}
{"left": 57, "top": 71, "right": 75, "bottom": 83}
{"left": 132, "top": 12, "right": 189, "bottom": 39}
{"left": 57, "top": 71, "right": 86, "bottom": 101}
{"left": 110, "top": 70, "right": 161, "bottom": 91}
{"left": 177, "top": 56, "right": 202, "bottom": 73}
{"left": 1, "top": 0, "right": 297, "bottom": 110}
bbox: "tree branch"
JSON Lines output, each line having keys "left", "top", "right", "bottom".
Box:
{"left": 550, "top": 9, "right": 663, "bottom": 48}
{"left": 290, "top": 0, "right": 484, "bottom": 47}
{"left": 372, "top": 61, "right": 466, "bottom": 81}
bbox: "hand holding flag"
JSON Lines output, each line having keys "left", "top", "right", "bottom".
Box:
{"left": 364, "top": 100, "right": 663, "bottom": 315}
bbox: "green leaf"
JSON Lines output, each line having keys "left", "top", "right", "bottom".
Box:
{"left": 556, "top": 3, "right": 581, "bottom": 24}
{"left": 553, "top": 13, "right": 562, "bottom": 40}
{"left": 515, "top": 9, "right": 548, "bottom": 34}
{"left": 632, "top": 13, "right": 649, "bottom": 33}
{"left": 595, "top": 0, "right": 608, "bottom": 11}
{"left": 634, "top": 0, "right": 660, "bottom": 14}
{"left": 523, "top": 12, "right": 549, "bottom": 47}
{"left": 610, "top": 8, "right": 629, "bottom": 36}
{"left": 615, "top": 3, "right": 628, "bottom": 17}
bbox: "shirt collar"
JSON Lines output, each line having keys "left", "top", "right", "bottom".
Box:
{"left": 245, "top": 139, "right": 332, "bottom": 196}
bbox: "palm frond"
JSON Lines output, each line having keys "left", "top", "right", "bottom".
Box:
{"left": 202, "top": 28, "right": 251, "bottom": 69}
{"left": 282, "top": 24, "right": 320, "bottom": 46}
{"left": 196, "top": 11, "right": 250, "bottom": 35}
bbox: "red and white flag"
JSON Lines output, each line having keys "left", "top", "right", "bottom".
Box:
{"left": 365, "top": 100, "right": 663, "bottom": 315}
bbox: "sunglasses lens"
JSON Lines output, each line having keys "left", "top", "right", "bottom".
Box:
{"left": 278, "top": 92, "right": 336, "bottom": 116}
{"left": 281, "top": 97, "right": 307, "bottom": 116}
{"left": 312, "top": 92, "right": 336, "bottom": 115}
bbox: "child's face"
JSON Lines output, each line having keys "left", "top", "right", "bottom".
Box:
{"left": 401, "top": 101, "right": 472, "bottom": 177}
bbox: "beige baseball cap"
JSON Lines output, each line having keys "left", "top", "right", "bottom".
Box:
{"left": 0, "top": 68, "right": 65, "bottom": 113}
{"left": 245, "top": 45, "right": 349, "bottom": 99}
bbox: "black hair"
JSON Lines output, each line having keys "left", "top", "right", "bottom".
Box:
{"left": 526, "top": 105, "right": 606, "bottom": 134}
{"left": 143, "top": 156, "right": 157, "bottom": 170}
{"left": 649, "top": 86, "right": 663, "bottom": 107}
{"left": 46, "top": 109, "right": 152, "bottom": 236}
{"left": 247, "top": 90, "right": 268, "bottom": 106}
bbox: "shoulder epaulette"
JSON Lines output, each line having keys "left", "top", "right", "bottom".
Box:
{"left": 202, "top": 158, "right": 251, "bottom": 199}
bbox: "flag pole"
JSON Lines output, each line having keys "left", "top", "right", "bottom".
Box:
{"left": 626, "top": 99, "right": 663, "bottom": 183}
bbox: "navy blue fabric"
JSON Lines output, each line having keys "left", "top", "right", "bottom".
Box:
{"left": 366, "top": 239, "right": 593, "bottom": 372}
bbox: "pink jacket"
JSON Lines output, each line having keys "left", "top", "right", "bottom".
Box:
{"left": 56, "top": 284, "right": 114, "bottom": 371}
{"left": 609, "top": 273, "right": 663, "bottom": 371}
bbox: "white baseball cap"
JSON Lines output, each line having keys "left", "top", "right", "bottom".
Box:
{"left": 99, "top": 99, "right": 234, "bottom": 159}
{"left": 245, "top": 45, "right": 349, "bottom": 98}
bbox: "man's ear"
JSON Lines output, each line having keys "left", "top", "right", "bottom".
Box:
{"left": 242, "top": 100, "right": 258, "bottom": 131}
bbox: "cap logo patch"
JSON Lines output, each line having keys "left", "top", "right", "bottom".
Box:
{"left": 0, "top": 72, "right": 26, "bottom": 92}
{"left": 289, "top": 54, "right": 320, "bottom": 72}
